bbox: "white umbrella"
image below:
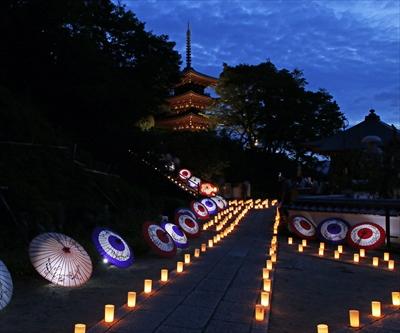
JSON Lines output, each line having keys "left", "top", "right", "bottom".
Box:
{"left": 0, "top": 260, "right": 13, "bottom": 310}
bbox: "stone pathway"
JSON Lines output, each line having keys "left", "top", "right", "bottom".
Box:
{"left": 89, "top": 209, "right": 274, "bottom": 333}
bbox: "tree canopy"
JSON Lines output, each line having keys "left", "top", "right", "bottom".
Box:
{"left": 214, "top": 61, "right": 346, "bottom": 160}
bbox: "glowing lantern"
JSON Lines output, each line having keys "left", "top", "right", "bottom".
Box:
{"left": 177, "top": 261, "right": 183, "bottom": 273}
{"left": 194, "top": 249, "right": 200, "bottom": 257}
{"left": 360, "top": 249, "right": 365, "bottom": 257}
{"left": 320, "top": 242, "right": 325, "bottom": 250}
{"left": 184, "top": 254, "right": 191, "bottom": 264}
{"left": 384, "top": 252, "right": 390, "bottom": 261}
{"left": 161, "top": 269, "right": 168, "bottom": 282}
{"left": 318, "top": 248, "right": 324, "bottom": 256}
{"left": 298, "top": 244, "right": 303, "bottom": 252}
{"left": 288, "top": 237, "right": 293, "bottom": 245}
{"left": 266, "top": 260, "right": 273, "bottom": 270}
{"left": 199, "top": 182, "right": 218, "bottom": 196}
{"left": 371, "top": 301, "right": 381, "bottom": 317}
{"left": 392, "top": 292, "right": 400, "bottom": 306}
{"left": 74, "top": 324, "right": 86, "bottom": 333}
{"left": 302, "top": 239, "right": 307, "bottom": 247}
{"left": 104, "top": 304, "right": 114, "bottom": 323}
{"left": 144, "top": 279, "right": 152, "bottom": 293}
{"left": 334, "top": 251, "right": 340, "bottom": 259}
{"left": 208, "top": 240, "right": 213, "bottom": 248}
{"left": 317, "top": 324, "right": 329, "bottom": 333}
{"left": 338, "top": 245, "right": 343, "bottom": 254}
{"left": 201, "top": 243, "right": 206, "bottom": 252}
{"left": 261, "top": 291, "right": 269, "bottom": 306}
{"left": 262, "top": 268, "right": 270, "bottom": 279}
{"left": 255, "top": 304, "right": 265, "bottom": 321}
{"left": 263, "top": 279, "right": 271, "bottom": 292}
{"left": 271, "top": 254, "right": 277, "bottom": 263}
{"left": 373, "top": 257, "right": 379, "bottom": 267}
{"left": 388, "top": 260, "right": 394, "bottom": 270}
{"left": 353, "top": 253, "right": 359, "bottom": 263}
{"left": 127, "top": 292, "right": 136, "bottom": 308}
{"left": 349, "top": 310, "right": 359, "bottom": 327}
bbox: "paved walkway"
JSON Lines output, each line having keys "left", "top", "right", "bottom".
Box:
{"left": 89, "top": 209, "right": 274, "bottom": 333}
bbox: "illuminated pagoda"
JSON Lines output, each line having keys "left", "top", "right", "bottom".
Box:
{"left": 155, "top": 24, "right": 218, "bottom": 131}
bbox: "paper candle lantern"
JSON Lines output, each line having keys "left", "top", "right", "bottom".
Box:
{"left": 262, "top": 268, "right": 270, "bottom": 279}
{"left": 371, "top": 301, "right": 381, "bottom": 317}
{"left": 360, "top": 249, "right": 365, "bottom": 257}
{"left": 184, "top": 254, "right": 191, "bottom": 264}
{"left": 177, "top": 261, "right": 183, "bottom": 273}
{"left": 74, "top": 324, "right": 86, "bottom": 333}
{"left": 320, "top": 242, "right": 325, "bottom": 250}
{"left": 338, "top": 245, "right": 343, "bottom": 254}
{"left": 208, "top": 240, "right": 213, "bottom": 248}
{"left": 392, "top": 292, "right": 400, "bottom": 306}
{"left": 104, "top": 304, "right": 114, "bottom": 323}
{"left": 334, "top": 251, "right": 340, "bottom": 259}
{"left": 384, "top": 252, "right": 390, "bottom": 261}
{"left": 127, "top": 292, "right": 136, "bottom": 308}
{"left": 271, "top": 254, "right": 277, "bottom": 263}
{"left": 298, "top": 244, "right": 303, "bottom": 252}
{"left": 302, "top": 239, "right": 307, "bottom": 247}
{"left": 255, "top": 304, "right": 265, "bottom": 321}
{"left": 194, "top": 249, "right": 200, "bottom": 257}
{"left": 161, "top": 269, "right": 168, "bottom": 282}
{"left": 263, "top": 278, "right": 271, "bottom": 292}
{"left": 373, "top": 257, "right": 379, "bottom": 267}
{"left": 266, "top": 260, "right": 273, "bottom": 270}
{"left": 144, "top": 279, "right": 152, "bottom": 293}
{"left": 317, "top": 324, "right": 329, "bottom": 333}
{"left": 388, "top": 260, "right": 395, "bottom": 270}
{"left": 261, "top": 291, "right": 269, "bottom": 306}
{"left": 201, "top": 243, "right": 206, "bottom": 252}
{"left": 269, "top": 248, "right": 275, "bottom": 256}
{"left": 318, "top": 248, "right": 324, "bottom": 256}
{"left": 354, "top": 253, "right": 360, "bottom": 263}
{"left": 349, "top": 310, "right": 359, "bottom": 327}
{"left": 288, "top": 237, "right": 293, "bottom": 245}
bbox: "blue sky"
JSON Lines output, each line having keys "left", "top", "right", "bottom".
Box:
{"left": 124, "top": 0, "right": 399, "bottom": 126}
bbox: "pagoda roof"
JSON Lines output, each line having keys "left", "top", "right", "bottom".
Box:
{"left": 167, "top": 90, "right": 213, "bottom": 104}
{"left": 176, "top": 67, "right": 218, "bottom": 87}
{"left": 306, "top": 110, "right": 399, "bottom": 154}
{"left": 155, "top": 111, "right": 213, "bottom": 131}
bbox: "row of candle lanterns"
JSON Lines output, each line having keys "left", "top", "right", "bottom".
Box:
{"left": 255, "top": 209, "right": 280, "bottom": 322}
{"left": 74, "top": 202, "right": 250, "bottom": 333}
{"left": 289, "top": 238, "right": 396, "bottom": 271}
{"left": 316, "top": 291, "right": 400, "bottom": 332}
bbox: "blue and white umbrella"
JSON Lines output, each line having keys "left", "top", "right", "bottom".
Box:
{"left": 0, "top": 260, "right": 13, "bottom": 310}
{"left": 201, "top": 198, "right": 218, "bottom": 215}
{"left": 317, "top": 218, "right": 350, "bottom": 244}
{"left": 160, "top": 221, "right": 188, "bottom": 249}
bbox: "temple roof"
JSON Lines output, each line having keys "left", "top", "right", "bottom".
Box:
{"left": 155, "top": 110, "right": 213, "bottom": 131}
{"left": 176, "top": 68, "right": 218, "bottom": 87}
{"left": 167, "top": 90, "right": 214, "bottom": 105}
{"left": 306, "top": 109, "right": 399, "bottom": 153}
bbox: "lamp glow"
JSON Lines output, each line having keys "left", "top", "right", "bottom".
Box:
{"left": 392, "top": 291, "right": 400, "bottom": 306}
{"left": 298, "top": 244, "right": 303, "bottom": 252}
{"left": 384, "top": 252, "right": 390, "bottom": 261}
{"left": 74, "top": 324, "right": 86, "bottom": 333}
{"left": 255, "top": 304, "right": 265, "bottom": 321}
{"left": 338, "top": 245, "right": 343, "bottom": 254}
{"left": 261, "top": 291, "right": 269, "bottom": 306}
{"left": 144, "top": 279, "right": 152, "bottom": 293}
{"left": 317, "top": 324, "right": 329, "bottom": 333}
{"left": 354, "top": 253, "right": 359, "bottom": 263}
{"left": 388, "top": 260, "right": 394, "bottom": 270}
{"left": 349, "top": 310, "right": 359, "bottom": 327}
{"left": 302, "top": 239, "right": 307, "bottom": 247}
{"left": 266, "top": 260, "right": 273, "bottom": 270}
{"left": 104, "top": 304, "right": 114, "bottom": 323}
{"left": 184, "top": 254, "right": 191, "bottom": 264}
{"left": 371, "top": 301, "right": 381, "bottom": 317}
{"left": 360, "top": 249, "right": 365, "bottom": 257}
{"left": 127, "top": 291, "right": 136, "bottom": 308}
{"left": 288, "top": 237, "right": 293, "bottom": 245}
{"left": 269, "top": 248, "right": 275, "bottom": 256}
{"left": 208, "top": 240, "right": 213, "bottom": 248}
{"left": 334, "top": 250, "right": 340, "bottom": 259}
{"left": 177, "top": 261, "right": 183, "bottom": 273}
{"left": 201, "top": 243, "right": 206, "bottom": 252}
{"left": 318, "top": 248, "right": 324, "bottom": 256}
{"left": 194, "top": 249, "right": 200, "bottom": 257}
{"left": 263, "top": 278, "right": 271, "bottom": 292}
{"left": 373, "top": 257, "right": 379, "bottom": 267}
{"left": 161, "top": 269, "right": 168, "bottom": 282}
{"left": 262, "top": 268, "right": 270, "bottom": 279}
{"left": 271, "top": 253, "right": 277, "bottom": 263}
{"left": 320, "top": 242, "right": 325, "bottom": 250}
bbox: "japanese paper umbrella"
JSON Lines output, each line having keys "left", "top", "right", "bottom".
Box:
{"left": 142, "top": 222, "right": 177, "bottom": 258}
{"left": 215, "top": 195, "right": 228, "bottom": 208}
{"left": 191, "top": 201, "right": 209, "bottom": 220}
{"left": 175, "top": 208, "right": 197, "bottom": 220}
{"left": 347, "top": 222, "right": 386, "bottom": 249}
{"left": 317, "top": 218, "right": 350, "bottom": 244}
{"left": 178, "top": 168, "right": 192, "bottom": 180}
{"left": 211, "top": 196, "right": 225, "bottom": 210}
{"left": 175, "top": 213, "right": 201, "bottom": 238}
{"left": 92, "top": 228, "right": 134, "bottom": 268}
{"left": 29, "top": 233, "right": 92, "bottom": 287}
{"left": 201, "top": 198, "right": 218, "bottom": 215}
{"left": 0, "top": 260, "right": 13, "bottom": 310}
{"left": 289, "top": 216, "right": 317, "bottom": 240}
{"left": 160, "top": 221, "right": 188, "bottom": 248}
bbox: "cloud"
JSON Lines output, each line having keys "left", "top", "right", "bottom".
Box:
{"left": 123, "top": 0, "right": 400, "bottom": 126}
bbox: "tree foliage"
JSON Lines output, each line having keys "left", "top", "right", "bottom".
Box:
{"left": 214, "top": 61, "right": 346, "bottom": 160}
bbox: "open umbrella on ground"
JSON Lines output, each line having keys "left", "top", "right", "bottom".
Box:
{"left": 175, "top": 213, "right": 201, "bottom": 238}
{"left": 191, "top": 201, "right": 209, "bottom": 220}
{"left": 92, "top": 228, "right": 134, "bottom": 268}
{"left": 317, "top": 218, "right": 349, "bottom": 244}
{"left": 347, "top": 222, "right": 386, "bottom": 249}
{"left": 175, "top": 208, "right": 197, "bottom": 220}
{"left": 289, "top": 216, "right": 317, "bottom": 240}
{"left": 201, "top": 198, "right": 218, "bottom": 215}
{"left": 0, "top": 260, "right": 13, "bottom": 310}
{"left": 142, "top": 222, "right": 177, "bottom": 258}
{"left": 29, "top": 233, "right": 93, "bottom": 287}
{"left": 211, "top": 196, "right": 225, "bottom": 210}
{"left": 160, "top": 221, "right": 188, "bottom": 248}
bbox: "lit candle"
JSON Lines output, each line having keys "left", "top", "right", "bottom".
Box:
{"left": 373, "top": 257, "right": 379, "bottom": 267}
{"left": 184, "top": 254, "right": 191, "bottom": 264}
{"left": 104, "top": 304, "right": 114, "bottom": 323}
{"left": 360, "top": 249, "right": 365, "bottom": 257}
{"left": 298, "top": 244, "right": 303, "bottom": 252}
{"left": 388, "top": 260, "right": 394, "bottom": 270}
{"left": 271, "top": 253, "right": 277, "bottom": 263}
{"left": 349, "top": 310, "right": 360, "bottom": 327}
{"left": 371, "top": 301, "right": 381, "bottom": 317}
{"left": 161, "top": 269, "right": 168, "bottom": 282}
{"left": 255, "top": 304, "right": 265, "bottom": 321}
{"left": 201, "top": 243, "right": 206, "bottom": 252}
{"left": 266, "top": 259, "right": 273, "bottom": 270}
{"left": 144, "top": 279, "right": 152, "bottom": 293}
{"left": 317, "top": 324, "right": 329, "bottom": 333}
{"left": 320, "top": 242, "right": 325, "bottom": 250}
{"left": 74, "top": 324, "right": 86, "bottom": 333}
{"left": 338, "top": 245, "right": 343, "bottom": 254}
{"left": 177, "top": 261, "right": 184, "bottom": 273}
{"left": 208, "top": 240, "right": 213, "bottom": 248}
{"left": 334, "top": 250, "right": 340, "bottom": 259}
{"left": 392, "top": 291, "right": 400, "bottom": 306}
{"left": 318, "top": 248, "right": 324, "bottom": 256}
{"left": 262, "top": 268, "right": 270, "bottom": 279}
{"left": 263, "top": 278, "right": 271, "bottom": 292}
{"left": 384, "top": 252, "right": 390, "bottom": 261}
{"left": 288, "top": 237, "right": 293, "bottom": 245}
{"left": 127, "top": 291, "right": 136, "bottom": 308}
{"left": 269, "top": 248, "right": 275, "bottom": 256}
{"left": 302, "top": 239, "right": 307, "bottom": 247}
{"left": 194, "top": 248, "right": 200, "bottom": 257}
{"left": 353, "top": 253, "right": 359, "bottom": 263}
{"left": 261, "top": 291, "right": 270, "bottom": 306}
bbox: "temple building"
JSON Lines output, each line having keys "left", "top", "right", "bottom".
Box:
{"left": 155, "top": 24, "right": 218, "bottom": 131}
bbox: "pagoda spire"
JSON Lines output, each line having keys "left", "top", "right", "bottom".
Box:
{"left": 186, "top": 22, "right": 191, "bottom": 69}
